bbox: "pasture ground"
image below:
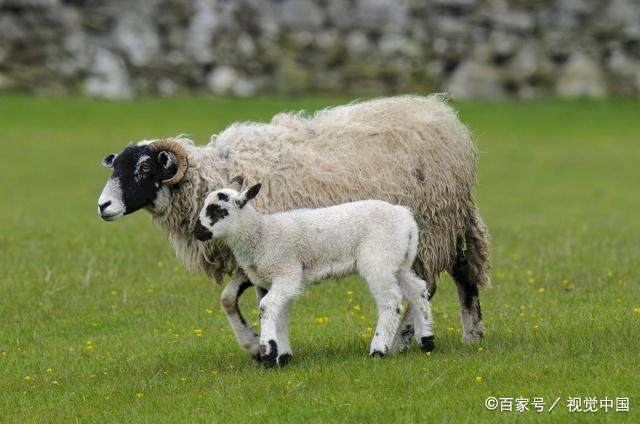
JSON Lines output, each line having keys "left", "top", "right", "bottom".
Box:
{"left": 0, "top": 96, "right": 638, "bottom": 422}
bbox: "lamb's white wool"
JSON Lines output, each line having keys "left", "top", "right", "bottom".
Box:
{"left": 197, "top": 185, "right": 435, "bottom": 365}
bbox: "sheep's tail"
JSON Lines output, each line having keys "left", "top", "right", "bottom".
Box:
{"left": 453, "top": 207, "right": 492, "bottom": 288}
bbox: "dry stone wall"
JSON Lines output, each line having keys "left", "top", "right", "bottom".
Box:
{"left": 1, "top": 0, "right": 639, "bottom": 99}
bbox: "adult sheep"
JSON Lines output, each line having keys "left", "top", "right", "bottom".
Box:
{"left": 97, "top": 95, "right": 490, "bottom": 360}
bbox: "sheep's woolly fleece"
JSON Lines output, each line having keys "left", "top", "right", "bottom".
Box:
{"left": 150, "top": 95, "right": 491, "bottom": 288}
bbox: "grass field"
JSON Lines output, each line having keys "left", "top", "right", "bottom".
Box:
{"left": 0, "top": 95, "right": 638, "bottom": 422}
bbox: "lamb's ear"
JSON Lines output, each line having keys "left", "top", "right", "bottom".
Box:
{"left": 229, "top": 175, "right": 244, "bottom": 191}
{"left": 245, "top": 183, "right": 261, "bottom": 201}
{"left": 236, "top": 183, "right": 261, "bottom": 208}
{"left": 102, "top": 153, "right": 117, "bottom": 168}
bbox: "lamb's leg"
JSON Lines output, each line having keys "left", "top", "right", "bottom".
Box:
{"left": 220, "top": 273, "right": 260, "bottom": 360}
{"left": 275, "top": 301, "right": 294, "bottom": 365}
{"left": 360, "top": 270, "right": 403, "bottom": 357}
{"left": 258, "top": 276, "right": 301, "bottom": 368}
{"left": 399, "top": 271, "right": 435, "bottom": 352}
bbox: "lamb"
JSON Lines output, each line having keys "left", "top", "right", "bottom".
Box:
{"left": 194, "top": 182, "right": 435, "bottom": 366}
{"left": 97, "top": 95, "right": 490, "bottom": 362}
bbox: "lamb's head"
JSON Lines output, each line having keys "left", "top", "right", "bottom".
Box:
{"left": 195, "top": 183, "right": 262, "bottom": 241}
{"left": 98, "top": 139, "right": 188, "bottom": 221}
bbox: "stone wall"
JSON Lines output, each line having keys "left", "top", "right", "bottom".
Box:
{"left": 1, "top": 0, "right": 639, "bottom": 99}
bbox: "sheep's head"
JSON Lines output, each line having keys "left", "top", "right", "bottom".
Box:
{"left": 98, "top": 139, "right": 188, "bottom": 221}
{"left": 195, "top": 183, "right": 261, "bottom": 241}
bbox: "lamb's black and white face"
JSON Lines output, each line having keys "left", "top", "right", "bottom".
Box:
{"left": 195, "top": 184, "right": 262, "bottom": 241}
{"left": 98, "top": 143, "right": 177, "bottom": 221}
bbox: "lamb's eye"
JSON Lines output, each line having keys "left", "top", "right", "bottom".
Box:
{"left": 217, "top": 192, "right": 229, "bottom": 202}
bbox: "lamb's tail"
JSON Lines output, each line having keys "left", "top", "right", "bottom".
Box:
{"left": 453, "top": 207, "right": 491, "bottom": 288}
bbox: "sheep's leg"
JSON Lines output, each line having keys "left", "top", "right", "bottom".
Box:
{"left": 451, "top": 210, "right": 490, "bottom": 343}
{"left": 451, "top": 251, "right": 485, "bottom": 343}
{"left": 399, "top": 271, "right": 435, "bottom": 352}
{"left": 220, "top": 274, "right": 261, "bottom": 360}
{"left": 258, "top": 276, "right": 301, "bottom": 368}
{"left": 390, "top": 303, "right": 415, "bottom": 353}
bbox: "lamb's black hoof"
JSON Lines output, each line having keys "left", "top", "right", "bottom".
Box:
{"left": 420, "top": 335, "right": 435, "bottom": 353}
{"left": 259, "top": 340, "right": 278, "bottom": 368}
{"left": 261, "top": 358, "right": 277, "bottom": 369}
{"left": 370, "top": 350, "right": 386, "bottom": 358}
{"left": 278, "top": 353, "right": 293, "bottom": 366}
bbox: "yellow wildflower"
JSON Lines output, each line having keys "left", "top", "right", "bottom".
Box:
{"left": 353, "top": 304, "right": 361, "bottom": 312}
{"left": 193, "top": 329, "right": 203, "bottom": 337}
{"left": 24, "top": 375, "right": 31, "bottom": 381}
{"left": 205, "top": 308, "right": 214, "bottom": 315}
{"left": 538, "top": 287, "right": 545, "bottom": 293}
{"left": 136, "top": 392, "right": 144, "bottom": 398}
{"left": 475, "top": 376, "right": 482, "bottom": 383}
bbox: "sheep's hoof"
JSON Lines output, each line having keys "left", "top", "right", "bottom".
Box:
{"left": 277, "top": 353, "right": 293, "bottom": 366}
{"left": 461, "top": 328, "right": 485, "bottom": 343}
{"left": 370, "top": 350, "right": 386, "bottom": 358}
{"left": 420, "top": 336, "right": 435, "bottom": 353}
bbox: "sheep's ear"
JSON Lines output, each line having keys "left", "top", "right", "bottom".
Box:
{"left": 157, "top": 151, "right": 173, "bottom": 169}
{"left": 102, "top": 153, "right": 117, "bottom": 168}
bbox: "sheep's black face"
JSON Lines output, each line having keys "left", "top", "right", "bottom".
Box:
{"left": 98, "top": 144, "right": 177, "bottom": 220}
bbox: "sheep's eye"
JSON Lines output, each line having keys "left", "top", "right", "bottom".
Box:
{"left": 141, "top": 164, "right": 151, "bottom": 173}
{"left": 217, "top": 192, "right": 229, "bottom": 202}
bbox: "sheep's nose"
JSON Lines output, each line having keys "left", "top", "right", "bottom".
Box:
{"left": 99, "top": 201, "right": 112, "bottom": 213}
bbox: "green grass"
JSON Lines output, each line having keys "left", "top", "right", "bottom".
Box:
{"left": 0, "top": 95, "right": 638, "bottom": 422}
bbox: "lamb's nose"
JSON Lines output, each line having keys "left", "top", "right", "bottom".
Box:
{"left": 99, "top": 201, "right": 112, "bottom": 213}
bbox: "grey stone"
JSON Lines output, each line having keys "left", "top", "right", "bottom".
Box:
{"left": 186, "top": 0, "right": 219, "bottom": 63}
{"left": 356, "top": 0, "right": 408, "bottom": 32}
{"left": 607, "top": 49, "right": 640, "bottom": 95}
{"left": 0, "top": 73, "right": 10, "bottom": 91}
{"left": 206, "top": 66, "right": 239, "bottom": 95}
{"left": 346, "top": 32, "right": 371, "bottom": 58}
{"left": 206, "top": 66, "right": 256, "bottom": 97}
{"left": 279, "top": 0, "right": 323, "bottom": 30}
{"left": 555, "top": 53, "right": 607, "bottom": 98}
{"left": 158, "top": 78, "right": 179, "bottom": 97}
{"left": 114, "top": 12, "right": 160, "bottom": 66}
{"left": 445, "top": 61, "right": 506, "bottom": 100}
{"left": 84, "top": 48, "right": 132, "bottom": 99}
{"left": 508, "top": 42, "right": 551, "bottom": 81}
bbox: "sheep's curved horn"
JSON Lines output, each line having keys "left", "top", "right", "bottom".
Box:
{"left": 148, "top": 140, "right": 189, "bottom": 185}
